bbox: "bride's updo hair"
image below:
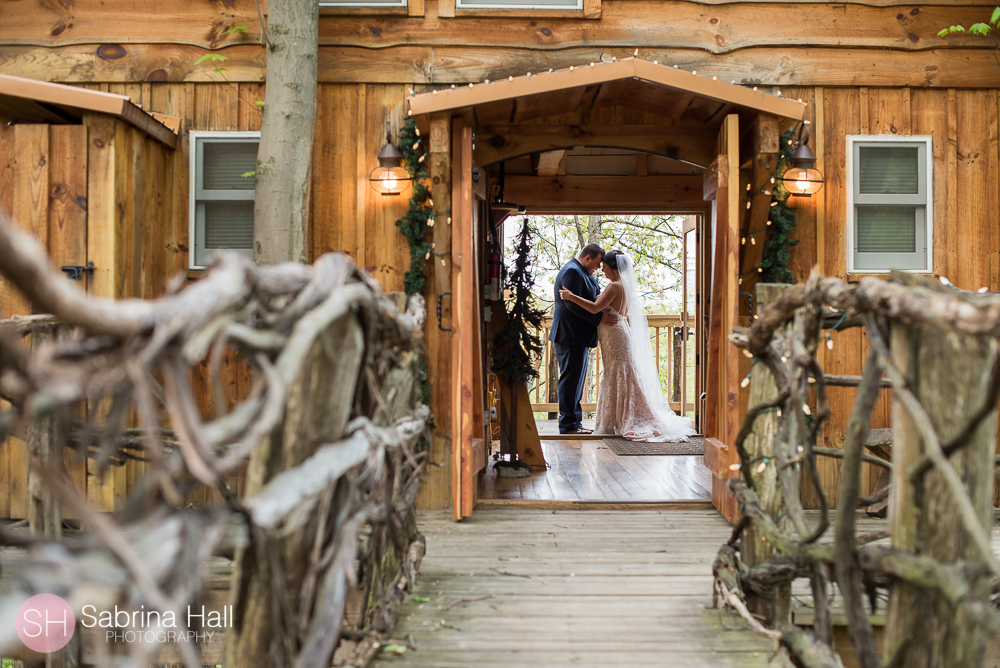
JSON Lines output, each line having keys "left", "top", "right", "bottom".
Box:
{"left": 603, "top": 249, "right": 625, "bottom": 271}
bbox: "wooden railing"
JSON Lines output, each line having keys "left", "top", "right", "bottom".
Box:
{"left": 529, "top": 314, "right": 695, "bottom": 416}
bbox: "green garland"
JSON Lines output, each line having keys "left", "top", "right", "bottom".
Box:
{"left": 395, "top": 116, "right": 433, "bottom": 404}
{"left": 491, "top": 218, "right": 546, "bottom": 384}
{"left": 395, "top": 116, "right": 434, "bottom": 297}
{"left": 758, "top": 128, "right": 800, "bottom": 284}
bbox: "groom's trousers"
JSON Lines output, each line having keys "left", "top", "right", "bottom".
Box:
{"left": 555, "top": 343, "right": 590, "bottom": 433}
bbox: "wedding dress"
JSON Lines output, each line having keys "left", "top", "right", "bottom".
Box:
{"left": 594, "top": 255, "right": 696, "bottom": 443}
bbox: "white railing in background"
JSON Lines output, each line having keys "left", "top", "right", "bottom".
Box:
{"left": 529, "top": 314, "right": 694, "bottom": 416}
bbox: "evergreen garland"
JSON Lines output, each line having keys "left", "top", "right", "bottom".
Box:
{"left": 758, "top": 127, "right": 800, "bottom": 284}
{"left": 395, "top": 116, "right": 434, "bottom": 297}
{"left": 394, "top": 116, "right": 434, "bottom": 404}
{"left": 491, "top": 218, "right": 546, "bottom": 384}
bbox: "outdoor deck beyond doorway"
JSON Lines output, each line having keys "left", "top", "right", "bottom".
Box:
{"left": 379, "top": 508, "right": 773, "bottom": 668}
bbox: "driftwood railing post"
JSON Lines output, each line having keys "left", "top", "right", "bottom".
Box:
{"left": 884, "top": 321, "right": 997, "bottom": 666}
{"left": 742, "top": 283, "right": 791, "bottom": 627}
{"left": 26, "top": 323, "right": 61, "bottom": 539}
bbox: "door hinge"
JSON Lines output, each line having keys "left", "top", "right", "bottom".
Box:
{"left": 61, "top": 262, "right": 94, "bottom": 280}
{"left": 696, "top": 353, "right": 700, "bottom": 365}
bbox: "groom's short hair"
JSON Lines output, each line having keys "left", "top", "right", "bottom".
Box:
{"left": 579, "top": 243, "right": 605, "bottom": 259}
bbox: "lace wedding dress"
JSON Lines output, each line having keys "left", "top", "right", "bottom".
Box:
{"left": 594, "top": 307, "right": 696, "bottom": 442}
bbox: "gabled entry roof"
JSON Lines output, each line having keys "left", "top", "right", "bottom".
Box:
{"left": 408, "top": 57, "right": 806, "bottom": 125}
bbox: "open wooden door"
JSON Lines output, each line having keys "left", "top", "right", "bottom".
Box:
{"left": 450, "top": 119, "right": 487, "bottom": 519}
{"left": 703, "top": 114, "right": 741, "bottom": 520}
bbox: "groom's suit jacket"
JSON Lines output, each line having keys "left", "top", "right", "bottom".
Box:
{"left": 549, "top": 258, "right": 603, "bottom": 348}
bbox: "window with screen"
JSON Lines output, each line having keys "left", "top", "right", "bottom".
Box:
{"left": 848, "top": 136, "right": 932, "bottom": 273}
{"left": 189, "top": 132, "right": 259, "bottom": 268}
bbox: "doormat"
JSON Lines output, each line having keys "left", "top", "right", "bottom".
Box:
{"left": 604, "top": 435, "right": 704, "bottom": 456}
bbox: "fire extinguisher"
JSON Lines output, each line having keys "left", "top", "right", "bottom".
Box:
{"left": 485, "top": 244, "right": 503, "bottom": 322}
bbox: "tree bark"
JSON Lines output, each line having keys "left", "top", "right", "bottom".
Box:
{"left": 884, "top": 323, "right": 997, "bottom": 667}
{"left": 253, "top": 0, "right": 318, "bottom": 265}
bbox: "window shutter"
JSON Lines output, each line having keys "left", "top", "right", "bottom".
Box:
{"left": 203, "top": 142, "right": 258, "bottom": 190}
{"left": 858, "top": 146, "right": 919, "bottom": 195}
{"left": 205, "top": 201, "right": 254, "bottom": 249}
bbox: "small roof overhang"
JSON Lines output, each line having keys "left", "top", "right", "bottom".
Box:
{"left": 0, "top": 73, "right": 178, "bottom": 149}
{"left": 408, "top": 57, "right": 805, "bottom": 129}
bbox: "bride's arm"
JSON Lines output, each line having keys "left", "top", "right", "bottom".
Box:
{"left": 559, "top": 283, "right": 621, "bottom": 314}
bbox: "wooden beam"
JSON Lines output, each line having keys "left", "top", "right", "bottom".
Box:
{"left": 504, "top": 175, "right": 706, "bottom": 213}
{"left": 0, "top": 0, "right": 991, "bottom": 51}
{"left": 738, "top": 113, "right": 779, "bottom": 168}
{"left": 476, "top": 124, "right": 716, "bottom": 168}
{"left": 534, "top": 150, "right": 564, "bottom": 177}
{"left": 314, "top": 4, "right": 992, "bottom": 54}
{"left": 5, "top": 45, "right": 1000, "bottom": 88}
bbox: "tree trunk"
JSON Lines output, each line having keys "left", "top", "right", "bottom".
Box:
{"left": 586, "top": 215, "right": 602, "bottom": 246}
{"left": 253, "top": 0, "right": 318, "bottom": 265}
{"left": 743, "top": 283, "right": 791, "bottom": 627}
{"left": 884, "top": 323, "right": 996, "bottom": 667}
{"left": 547, "top": 343, "right": 558, "bottom": 420}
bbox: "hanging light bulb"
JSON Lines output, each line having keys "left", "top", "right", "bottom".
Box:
{"left": 750, "top": 236, "right": 755, "bottom": 245}
{"left": 802, "top": 404, "right": 811, "bottom": 415}
{"left": 755, "top": 461, "right": 767, "bottom": 473}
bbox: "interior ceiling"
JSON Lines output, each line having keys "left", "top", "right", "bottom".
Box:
{"left": 495, "top": 148, "right": 703, "bottom": 179}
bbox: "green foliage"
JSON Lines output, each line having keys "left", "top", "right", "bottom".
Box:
{"left": 241, "top": 171, "right": 256, "bottom": 178}
{"left": 394, "top": 116, "right": 433, "bottom": 405}
{"left": 254, "top": 100, "right": 266, "bottom": 107}
{"left": 223, "top": 25, "right": 248, "bottom": 35}
{"left": 759, "top": 128, "right": 800, "bottom": 284}
{"left": 937, "top": 7, "right": 1000, "bottom": 37}
{"left": 394, "top": 116, "right": 433, "bottom": 297}
{"left": 512, "top": 214, "right": 685, "bottom": 313}
{"left": 195, "top": 54, "right": 228, "bottom": 65}
{"left": 492, "top": 218, "right": 546, "bottom": 384}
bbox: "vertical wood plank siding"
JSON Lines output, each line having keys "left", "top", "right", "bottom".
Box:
{"left": 1, "top": 82, "right": 999, "bottom": 512}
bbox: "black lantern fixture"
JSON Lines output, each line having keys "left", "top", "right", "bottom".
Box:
{"left": 369, "top": 124, "right": 411, "bottom": 196}
{"left": 780, "top": 124, "right": 825, "bottom": 197}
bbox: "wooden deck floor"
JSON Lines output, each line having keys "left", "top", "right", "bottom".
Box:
{"left": 479, "top": 439, "right": 712, "bottom": 502}
{"left": 381, "top": 508, "right": 774, "bottom": 668}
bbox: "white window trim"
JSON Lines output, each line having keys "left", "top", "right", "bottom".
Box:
{"left": 319, "top": 0, "right": 406, "bottom": 7}
{"left": 456, "top": 0, "right": 581, "bottom": 9}
{"left": 846, "top": 134, "right": 933, "bottom": 274}
{"left": 188, "top": 131, "right": 260, "bottom": 270}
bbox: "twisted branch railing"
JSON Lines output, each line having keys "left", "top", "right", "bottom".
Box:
{"left": 715, "top": 270, "right": 1000, "bottom": 668}
{"left": 0, "top": 209, "right": 429, "bottom": 667}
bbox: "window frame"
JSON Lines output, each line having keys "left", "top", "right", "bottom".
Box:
{"left": 455, "top": 0, "right": 581, "bottom": 10}
{"left": 319, "top": 0, "right": 406, "bottom": 8}
{"left": 188, "top": 131, "right": 261, "bottom": 270}
{"left": 845, "top": 134, "right": 933, "bottom": 274}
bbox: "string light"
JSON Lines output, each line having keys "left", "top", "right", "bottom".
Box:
{"left": 780, "top": 356, "right": 787, "bottom": 363}
{"left": 750, "top": 235, "right": 755, "bottom": 245}
{"left": 729, "top": 463, "right": 741, "bottom": 471}
{"left": 741, "top": 374, "right": 752, "bottom": 388}
{"left": 777, "top": 410, "right": 782, "bottom": 417}
{"left": 979, "top": 287, "right": 990, "bottom": 293}
{"left": 634, "top": 49, "right": 639, "bottom": 56}
{"left": 939, "top": 276, "right": 952, "bottom": 286}
{"left": 742, "top": 237, "right": 746, "bottom": 245}
{"left": 451, "top": 84, "right": 456, "bottom": 89}
{"left": 755, "top": 461, "right": 767, "bottom": 473}
{"left": 753, "top": 86, "right": 758, "bottom": 91}
{"left": 743, "top": 349, "right": 754, "bottom": 358}
{"left": 802, "top": 404, "right": 811, "bottom": 415}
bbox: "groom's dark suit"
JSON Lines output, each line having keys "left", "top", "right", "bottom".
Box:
{"left": 549, "top": 258, "right": 603, "bottom": 433}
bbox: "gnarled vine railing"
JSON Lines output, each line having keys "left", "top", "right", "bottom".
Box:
{"left": 0, "top": 210, "right": 429, "bottom": 668}
{"left": 714, "top": 271, "right": 1000, "bottom": 668}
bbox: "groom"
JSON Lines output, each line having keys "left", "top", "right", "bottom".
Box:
{"left": 550, "top": 244, "right": 609, "bottom": 435}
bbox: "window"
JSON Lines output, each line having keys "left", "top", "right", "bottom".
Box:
{"left": 320, "top": 0, "right": 406, "bottom": 7}
{"left": 456, "top": 0, "right": 580, "bottom": 9}
{"left": 847, "top": 135, "right": 932, "bottom": 273}
{"left": 189, "top": 132, "right": 259, "bottom": 269}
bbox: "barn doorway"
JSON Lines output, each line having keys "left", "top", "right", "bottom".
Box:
{"left": 408, "top": 59, "right": 807, "bottom": 517}
{"left": 479, "top": 188, "right": 710, "bottom": 502}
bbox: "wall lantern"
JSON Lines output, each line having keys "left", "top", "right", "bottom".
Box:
{"left": 369, "top": 125, "right": 411, "bottom": 197}
{"left": 779, "top": 124, "right": 825, "bottom": 197}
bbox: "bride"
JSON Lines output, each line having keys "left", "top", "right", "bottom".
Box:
{"left": 559, "top": 250, "right": 696, "bottom": 443}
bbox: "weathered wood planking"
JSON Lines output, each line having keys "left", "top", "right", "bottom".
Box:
{"left": 387, "top": 508, "right": 774, "bottom": 668}
{"left": 3, "top": 45, "right": 1000, "bottom": 87}
{"left": 0, "top": 1, "right": 993, "bottom": 52}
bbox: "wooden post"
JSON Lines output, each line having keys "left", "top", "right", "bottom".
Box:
{"left": 672, "top": 326, "right": 683, "bottom": 404}
{"left": 742, "top": 283, "right": 791, "bottom": 628}
{"left": 27, "top": 330, "right": 61, "bottom": 539}
{"left": 884, "top": 323, "right": 996, "bottom": 667}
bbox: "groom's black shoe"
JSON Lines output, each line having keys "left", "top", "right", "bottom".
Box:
{"left": 561, "top": 427, "right": 593, "bottom": 435}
